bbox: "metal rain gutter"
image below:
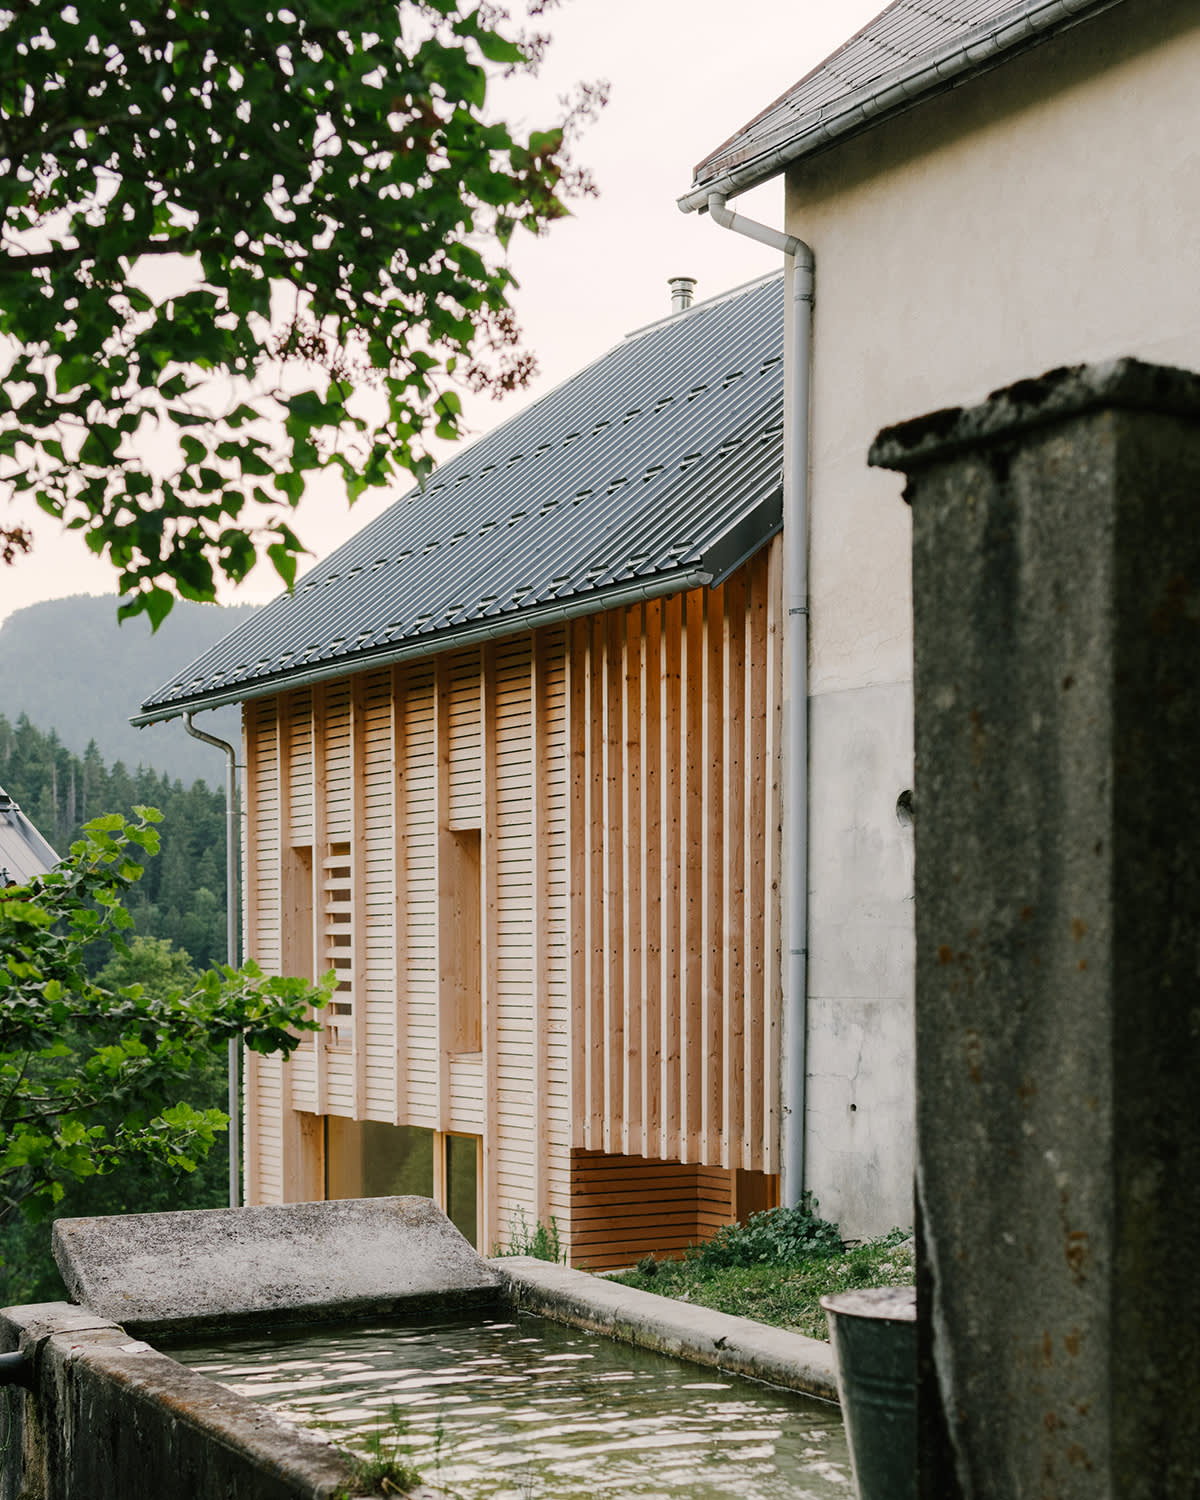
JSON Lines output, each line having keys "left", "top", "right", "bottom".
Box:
{"left": 183, "top": 713, "right": 242, "bottom": 1211}
{"left": 702, "top": 191, "right": 813, "bottom": 1209}
{"left": 677, "top": 0, "right": 1127, "bottom": 211}
{"left": 132, "top": 564, "right": 718, "bottom": 728}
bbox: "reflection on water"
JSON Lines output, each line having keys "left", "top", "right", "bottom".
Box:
{"left": 172, "top": 1312, "right": 850, "bottom": 1499}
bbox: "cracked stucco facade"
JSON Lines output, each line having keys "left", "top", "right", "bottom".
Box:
{"left": 778, "top": 0, "right": 1200, "bottom": 1237}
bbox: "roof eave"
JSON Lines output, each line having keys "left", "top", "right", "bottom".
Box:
{"left": 678, "top": 0, "right": 1128, "bottom": 212}
{"left": 131, "top": 565, "right": 716, "bottom": 728}
{"left": 132, "top": 483, "right": 786, "bottom": 728}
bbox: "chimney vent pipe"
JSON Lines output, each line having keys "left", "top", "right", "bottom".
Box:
{"left": 668, "top": 275, "right": 697, "bottom": 313}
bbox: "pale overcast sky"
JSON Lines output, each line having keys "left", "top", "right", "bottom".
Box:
{"left": 0, "top": 0, "right": 884, "bottom": 626}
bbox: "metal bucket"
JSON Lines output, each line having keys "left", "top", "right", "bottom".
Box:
{"left": 820, "top": 1286, "right": 916, "bottom": 1500}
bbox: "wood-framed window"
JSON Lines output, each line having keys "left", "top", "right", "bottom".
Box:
{"left": 322, "top": 1118, "right": 482, "bottom": 1250}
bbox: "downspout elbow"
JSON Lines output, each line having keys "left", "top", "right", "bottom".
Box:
{"left": 706, "top": 192, "right": 813, "bottom": 272}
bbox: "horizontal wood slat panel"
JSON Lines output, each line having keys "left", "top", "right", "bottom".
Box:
{"left": 569, "top": 1147, "right": 735, "bottom": 1272}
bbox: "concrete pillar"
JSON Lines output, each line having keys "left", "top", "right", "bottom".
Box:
{"left": 869, "top": 360, "right": 1200, "bottom": 1500}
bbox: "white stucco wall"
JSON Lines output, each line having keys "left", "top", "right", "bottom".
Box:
{"left": 782, "top": 0, "right": 1200, "bottom": 1237}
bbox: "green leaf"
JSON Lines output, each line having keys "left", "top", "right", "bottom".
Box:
{"left": 267, "top": 541, "right": 298, "bottom": 590}
{"left": 80, "top": 428, "right": 121, "bottom": 466}
{"left": 140, "top": 588, "right": 176, "bottom": 632}
{"left": 474, "top": 30, "right": 526, "bottom": 65}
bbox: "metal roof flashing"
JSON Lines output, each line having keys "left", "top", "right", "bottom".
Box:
{"left": 680, "top": 0, "right": 1130, "bottom": 210}
{"left": 134, "top": 274, "right": 787, "bottom": 727}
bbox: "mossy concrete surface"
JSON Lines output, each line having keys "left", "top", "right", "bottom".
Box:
{"left": 0, "top": 1302, "right": 360, "bottom": 1500}
{"left": 53, "top": 1196, "right": 501, "bottom": 1337}
{"left": 874, "top": 358, "right": 1200, "bottom": 1499}
{"left": 494, "top": 1255, "right": 839, "bottom": 1402}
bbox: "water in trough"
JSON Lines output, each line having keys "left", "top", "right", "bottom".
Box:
{"left": 173, "top": 1309, "right": 850, "bottom": 1499}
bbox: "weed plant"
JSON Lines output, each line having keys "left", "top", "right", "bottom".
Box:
{"left": 687, "top": 1193, "right": 843, "bottom": 1268}
{"left": 492, "top": 1208, "right": 565, "bottom": 1263}
{"left": 340, "top": 1408, "right": 425, "bottom": 1496}
{"left": 613, "top": 1206, "right": 912, "bottom": 1342}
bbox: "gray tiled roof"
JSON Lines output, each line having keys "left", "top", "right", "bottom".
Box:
{"left": 135, "top": 273, "right": 784, "bottom": 723}
{"left": 687, "top": 0, "right": 1127, "bottom": 202}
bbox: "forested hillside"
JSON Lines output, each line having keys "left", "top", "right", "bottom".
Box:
{"left": 0, "top": 593, "right": 259, "bottom": 782}
{"left": 0, "top": 713, "right": 231, "bottom": 970}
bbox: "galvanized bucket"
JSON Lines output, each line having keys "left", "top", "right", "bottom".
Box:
{"left": 820, "top": 1285, "right": 916, "bottom": 1500}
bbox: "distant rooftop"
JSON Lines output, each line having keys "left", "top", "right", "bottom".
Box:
{"left": 136, "top": 273, "right": 785, "bottom": 724}
{"left": 682, "top": 0, "right": 1128, "bottom": 209}
{"left": 0, "top": 784, "right": 59, "bottom": 885}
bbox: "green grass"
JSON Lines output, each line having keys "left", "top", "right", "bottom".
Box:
{"left": 337, "top": 1408, "right": 427, "bottom": 1497}
{"left": 608, "top": 1229, "right": 914, "bottom": 1342}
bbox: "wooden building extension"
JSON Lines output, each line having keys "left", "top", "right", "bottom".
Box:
{"left": 137, "top": 273, "right": 787, "bottom": 1268}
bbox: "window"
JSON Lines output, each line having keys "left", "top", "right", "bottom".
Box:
{"left": 323, "top": 1119, "right": 481, "bottom": 1249}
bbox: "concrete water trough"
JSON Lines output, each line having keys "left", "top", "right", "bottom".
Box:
{"left": 0, "top": 1198, "right": 842, "bottom": 1500}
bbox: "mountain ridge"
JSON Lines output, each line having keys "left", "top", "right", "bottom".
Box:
{"left": 0, "top": 593, "right": 261, "bottom": 785}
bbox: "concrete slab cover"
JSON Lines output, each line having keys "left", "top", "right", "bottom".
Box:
{"left": 53, "top": 1196, "right": 502, "bottom": 1335}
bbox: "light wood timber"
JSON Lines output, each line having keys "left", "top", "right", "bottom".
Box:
{"left": 701, "top": 583, "right": 725, "bottom": 1165}
{"left": 745, "top": 552, "right": 769, "bottom": 1168}
{"left": 585, "top": 617, "right": 605, "bottom": 1146}
{"left": 390, "top": 665, "right": 409, "bottom": 1127}
{"left": 602, "top": 609, "right": 623, "bottom": 1153}
{"left": 659, "top": 593, "right": 683, "bottom": 1162}
{"left": 680, "top": 589, "right": 705, "bottom": 1160}
{"left": 237, "top": 554, "right": 782, "bottom": 1265}
{"left": 722, "top": 570, "right": 747, "bottom": 1169}
{"left": 310, "top": 683, "right": 329, "bottom": 1118}
{"left": 479, "top": 641, "right": 500, "bottom": 1251}
{"left": 640, "top": 600, "right": 662, "bottom": 1163}
{"left": 350, "top": 672, "right": 368, "bottom": 1118}
{"left": 620, "top": 604, "right": 642, "bottom": 1157}
{"left": 763, "top": 536, "right": 785, "bottom": 1173}
{"left": 530, "top": 636, "right": 552, "bottom": 1224}
{"left": 566, "top": 619, "right": 589, "bottom": 1152}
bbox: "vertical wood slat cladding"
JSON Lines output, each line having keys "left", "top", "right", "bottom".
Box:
{"left": 241, "top": 547, "right": 780, "bottom": 1226}
{"left": 569, "top": 549, "right": 780, "bottom": 1172}
{"left": 539, "top": 630, "right": 571, "bottom": 1234}
{"left": 243, "top": 697, "right": 280, "bottom": 1204}
{"left": 389, "top": 665, "right": 408, "bottom": 1127}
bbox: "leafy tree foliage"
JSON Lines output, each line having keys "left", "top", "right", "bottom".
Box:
{"left": 0, "top": 809, "right": 331, "bottom": 1239}
{"left": 0, "top": 0, "right": 593, "bottom": 624}
{"left": 0, "top": 934, "right": 232, "bottom": 1303}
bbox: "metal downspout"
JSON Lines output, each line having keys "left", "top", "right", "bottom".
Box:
{"left": 183, "top": 713, "right": 241, "bottom": 1209}
{"left": 703, "top": 192, "right": 813, "bottom": 1206}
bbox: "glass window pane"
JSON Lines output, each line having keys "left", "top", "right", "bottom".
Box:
{"left": 445, "top": 1134, "right": 479, "bottom": 1249}
{"left": 325, "top": 1118, "right": 434, "bottom": 1201}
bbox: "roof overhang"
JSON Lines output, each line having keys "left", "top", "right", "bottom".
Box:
{"left": 131, "top": 487, "right": 782, "bottom": 728}
{"left": 679, "top": 0, "right": 1129, "bottom": 212}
